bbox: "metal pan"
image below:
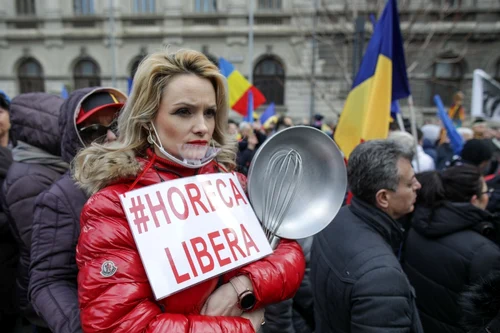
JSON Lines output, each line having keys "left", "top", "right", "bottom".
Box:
{"left": 247, "top": 126, "right": 347, "bottom": 242}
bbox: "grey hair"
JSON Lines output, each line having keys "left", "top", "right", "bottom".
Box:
{"left": 239, "top": 121, "right": 251, "bottom": 131}
{"left": 348, "top": 140, "right": 413, "bottom": 205}
{"left": 387, "top": 131, "right": 416, "bottom": 160}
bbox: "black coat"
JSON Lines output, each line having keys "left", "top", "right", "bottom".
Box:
{"left": 0, "top": 146, "right": 18, "bottom": 327}
{"left": 1, "top": 93, "right": 65, "bottom": 327}
{"left": 461, "top": 269, "right": 500, "bottom": 333}
{"left": 403, "top": 202, "right": 500, "bottom": 333}
{"left": 311, "top": 197, "right": 424, "bottom": 333}
{"left": 29, "top": 87, "right": 113, "bottom": 333}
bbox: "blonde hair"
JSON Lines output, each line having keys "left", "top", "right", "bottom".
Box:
{"left": 72, "top": 49, "right": 237, "bottom": 195}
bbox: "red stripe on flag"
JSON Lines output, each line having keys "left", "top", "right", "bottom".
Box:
{"left": 232, "top": 86, "right": 266, "bottom": 115}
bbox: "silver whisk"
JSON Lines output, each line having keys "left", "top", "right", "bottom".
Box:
{"left": 261, "top": 148, "right": 303, "bottom": 249}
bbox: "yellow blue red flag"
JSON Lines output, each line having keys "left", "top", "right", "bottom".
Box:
{"left": 334, "top": 0, "right": 410, "bottom": 158}
{"left": 219, "top": 58, "right": 266, "bottom": 116}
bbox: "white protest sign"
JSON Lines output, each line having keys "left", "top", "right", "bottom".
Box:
{"left": 471, "top": 69, "right": 500, "bottom": 121}
{"left": 119, "top": 173, "right": 273, "bottom": 300}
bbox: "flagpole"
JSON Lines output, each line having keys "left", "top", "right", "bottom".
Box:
{"left": 247, "top": 0, "right": 254, "bottom": 121}
{"left": 408, "top": 95, "right": 420, "bottom": 172}
{"left": 108, "top": 0, "right": 117, "bottom": 88}
{"left": 396, "top": 113, "right": 406, "bottom": 132}
{"left": 309, "top": 0, "right": 318, "bottom": 124}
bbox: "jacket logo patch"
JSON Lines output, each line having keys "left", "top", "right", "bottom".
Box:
{"left": 100, "top": 260, "right": 117, "bottom": 277}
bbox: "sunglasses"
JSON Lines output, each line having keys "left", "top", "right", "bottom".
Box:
{"left": 78, "top": 119, "right": 118, "bottom": 143}
{"left": 481, "top": 188, "right": 495, "bottom": 197}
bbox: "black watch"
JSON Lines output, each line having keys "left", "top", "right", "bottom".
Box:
{"left": 230, "top": 277, "right": 256, "bottom": 311}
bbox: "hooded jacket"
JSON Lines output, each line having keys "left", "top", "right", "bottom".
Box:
{"left": 29, "top": 87, "right": 127, "bottom": 333}
{"left": 76, "top": 149, "right": 305, "bottom": 333}
{"left": 0, "top": 146, "right": 18, "bottom": 325}
{"left": 403, "top": 202, "right": 500, "bottom": 333}
{"left": 461, "top": 269, "right": 500, "bottom": 333}
{"left": 1, "top": 93, "right": 65, "bottom": 327}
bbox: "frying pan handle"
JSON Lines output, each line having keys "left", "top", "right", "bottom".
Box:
{"left": 269, "top": 234, "right": 281, "bottom": 250}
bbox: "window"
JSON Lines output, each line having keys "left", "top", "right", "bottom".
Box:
{"left": 73, "top": 58, "right": 101, "bottom": 89}
{"left": 18, "top": 58, "right": 45, "bottom": 93}
{"left": 253, "top": 56, "right": 285, "bottom": 105}
{"left": 74, "top": 0, "right": 94, "bottom": 16}
{"left": 429, "top": 54, "right": 464, "bottom": 105}
{"left": 194, "top": 0, "right": 217, "bottom": 13}
{"left": 133, "top": 0, "right": 156, "bottom": 14}
{"left": 258, "top": 0, "right": 282, "bottom": 10}
{"left": 16, "top": 0, "right": 36, "bottom": 15}
{"left": 129, "top": 55, "right": 146, "bottom": 79}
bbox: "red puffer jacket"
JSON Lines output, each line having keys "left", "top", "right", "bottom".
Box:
{"left": 76, "top": 150, "right": 305, "bottom": 333}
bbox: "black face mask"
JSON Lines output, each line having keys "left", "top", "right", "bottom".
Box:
{"left": 78, "top": 119, "right": 118, "bottom": 144}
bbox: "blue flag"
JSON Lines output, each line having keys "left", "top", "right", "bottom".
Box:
{"left": 61, "top": 85, "right": 69, "bottom": 99}
{"left": 435, "top": 95, "right": 463, "bottom": 155}
{"left": 127, "top": 78, "right": 134, "bottom": 96}
{"left": 260, "top": 103, "right": 276, "bottom": 124}
{"left": 390, "top": 100, "right": 400, "bottom": 118}
{"left": 245, "top": 90, "right": 254, "bottom": 123}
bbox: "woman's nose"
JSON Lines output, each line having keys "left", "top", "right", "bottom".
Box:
{"left": 106, "top": 129, "right": 117, "bottom": 143}
{"left": 193, "top": 116, "right": 208, "bottom": 136}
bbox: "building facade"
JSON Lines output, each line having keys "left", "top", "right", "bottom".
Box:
{"left": 0, "top": 0, "right": 499, "bottom": 123}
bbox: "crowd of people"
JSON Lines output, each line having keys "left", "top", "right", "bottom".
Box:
{"left": 0, "top": 49, "right": 500, "bottom": 333}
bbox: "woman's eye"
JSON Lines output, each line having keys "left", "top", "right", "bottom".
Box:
{"left": 205, "top": 109, "right": 216, "bottom": 118}
{"left": 174, "top": 108, "right": 191, "bottom": 116}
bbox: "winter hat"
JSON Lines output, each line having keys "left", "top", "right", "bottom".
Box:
{"left": 460, "top": 139, "right": 493, "bottom": 166}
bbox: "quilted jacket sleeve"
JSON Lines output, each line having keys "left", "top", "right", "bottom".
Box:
{"left": 77, "top": 188, "right": 255, "bottom": 333}
{"left": 350, "top": 267, "right": 414, "bottom": 333}
{"left": 29, "top": 189, "right": 83, "bottom": 333}
{"left": 1, "top": 164, "right": 59, "bottom": 318}
{"left": 223, "top": 239, "right": 305, "bottom": 309}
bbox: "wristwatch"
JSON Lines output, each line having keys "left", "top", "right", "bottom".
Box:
{"left": 229, "top": 276, "right": 256, "bottom": 311}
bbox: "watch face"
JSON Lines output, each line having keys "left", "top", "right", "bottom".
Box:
{"left": 241, "top": 292, "right": 256, "bottom": 311}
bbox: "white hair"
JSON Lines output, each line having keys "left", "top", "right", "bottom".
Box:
{"left": 387, "top": 131, "right": 416, "bottom": 159}
{"left": 239, "top": 121, "right": 251, "bottom": 131}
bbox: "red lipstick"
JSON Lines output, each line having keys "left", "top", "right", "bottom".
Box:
{"left": 187, "top": 140, "right": 208, "bottom": 145}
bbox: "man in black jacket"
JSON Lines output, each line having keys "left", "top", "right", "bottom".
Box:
{"left": 311, "top": 140, "right": 424, "bottom": 333}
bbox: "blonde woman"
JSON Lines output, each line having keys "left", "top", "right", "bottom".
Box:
{"left": 72, "top": 49, "right": 305, "bottom": 333}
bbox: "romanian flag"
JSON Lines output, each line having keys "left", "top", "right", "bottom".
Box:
{"left": 334, "top": 0, "right": 410, "bottom": 159}
{"left": 219, "top": 57, "right": 266, "bottom": 116}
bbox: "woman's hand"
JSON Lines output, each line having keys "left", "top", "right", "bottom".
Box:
{"left": 242, "top": 308, "right": 265, "bottom": 332}
{"left": 200, "top": 275, "right": 254, "bottom": 316}
{"left": 200, "top": 282, "right": 240, "bottom": 316}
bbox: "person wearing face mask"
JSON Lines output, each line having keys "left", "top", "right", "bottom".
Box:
{"left": 403, "top": 165, "right": 500, "bottom": 333}
{"left": 71, "top": 49, "right": 305, "bottom": 333}
{"left": 28, "top": 87, "right": 126, "bottom": 333}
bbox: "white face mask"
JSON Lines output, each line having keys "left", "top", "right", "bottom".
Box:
{"left": 148, "top": 122, "right": 221, "bottom": 169}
